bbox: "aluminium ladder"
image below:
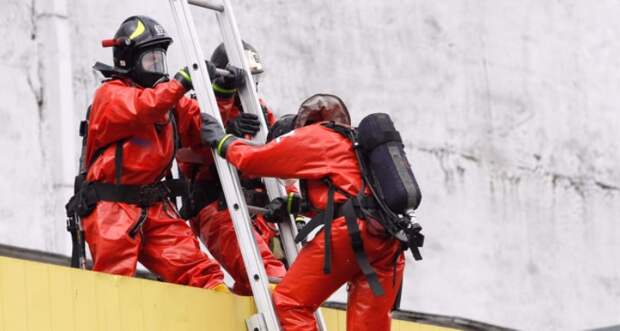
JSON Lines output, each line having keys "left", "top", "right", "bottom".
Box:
{"left": 167, "top": 0, "right": 326, "bottom": 330}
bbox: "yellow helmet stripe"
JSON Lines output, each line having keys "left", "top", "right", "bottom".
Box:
{"left": 129, "top": 19, "right": 146, "bottom": 40}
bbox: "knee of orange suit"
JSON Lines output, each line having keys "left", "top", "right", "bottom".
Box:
{"left": 345, "top": 258, "right": 404, "bottom": 331}
{"left": 345, "top": 283, "right": 394, "bottom": 331}
{"left": 273, "top": 288, "right": 319, "bottom": 331}
{"left": 196, "top": 202, "right": 233, "bottom": 240}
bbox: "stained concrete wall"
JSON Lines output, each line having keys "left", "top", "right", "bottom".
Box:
{"left": 1, "top": 1, "right": 619, "bottom": 330}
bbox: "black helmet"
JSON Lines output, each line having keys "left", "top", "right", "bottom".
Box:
{"left": 102, "top": 16, "right": 173, "bottom": 87}
{"left": 211, "top": 41, "right": 264, "bottom": 83}
{"left": 267, "top": 114, "right": 297, "bottom": 142}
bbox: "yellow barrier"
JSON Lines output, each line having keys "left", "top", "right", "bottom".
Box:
{"left": 0, "top": 256, "right": 453, "bottom": 331}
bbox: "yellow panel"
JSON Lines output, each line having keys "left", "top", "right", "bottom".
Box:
{"left": 140, "top": 276, "right": 169, "bottom": 331}
{"left": 93, "top": 272, "right": 122, "bottom": 331}
{"left": 116, "top": 274, "right": 145, "bottom": 331}
{"left": 48, "top": 263, "right": 76, "bottom": 331}
{"left": 0, "top": 257, "right": 27, "bottom": 331}
{"left": 155, "top": 281, "right": 195, "bottom": 330}
{"left": 321, "top": 308, "right": 345, "bottom": 331}
{"left": 0, "top": 257, "right": 458, "bottom": 331}
{"left": 24, "top": 262, "right": 52, "bottom": 331}
{"left": 69, "top": 265, "right": 98, "bottom": 331}
{"left": 392, "top": 318, "right": 401, "bottom": 331}
{"left": 394, "top": 319, "right": 458, "bottom": 331}
{"left": 0, "top": 267, "right": 3, "bottom": 331}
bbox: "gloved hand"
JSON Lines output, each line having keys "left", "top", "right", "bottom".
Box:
{"left": 205, "top": 60, "right": 217, "bottom": 80}
{"left": 175, "top": 62, "right": 219, "bottom": 91}
{"left": 213, "top": 64, "right": 246, "bottom": 95}
{"left": 227, "top": 112, "right": 261, "bottom": 137}
{"left": 200, "top": 113, "right": 226, "bottom": 147}
{"left": 263, "top": 193, "right": 302, "bottom": 223}
{"left": 174, "top": 67, "right": 193, "bottom": 91}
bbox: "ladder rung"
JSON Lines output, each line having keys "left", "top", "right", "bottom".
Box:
{"left": 215, "top": 67, "right": 233, "bottom": 77}
{"left": 188, "top": 0, "right": 224, "bottom": 12}
{"left": 247, "top": 205, "right": 269, "bottom": 214}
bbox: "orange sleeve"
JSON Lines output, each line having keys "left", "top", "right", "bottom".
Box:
{"left": 174, "top": 96, "right": 202, "bottom": 148}
{"left": 86, "top": 79, "right": 187, "bottom": 161}
{"left": 95, "top": 79, "right": 186, "bottom": 127}
{"left": 225, "top": 125, "right": 331, "bottom": 180}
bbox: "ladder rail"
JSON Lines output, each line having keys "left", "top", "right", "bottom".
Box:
{"left": 168, "top": 1, "right": 280, "bottom": 330}
{"left": 212, "top": 1, "right": 327, "bottom": 329}
{"left": 212, "top": 0, "right": 302, "bottom": 264}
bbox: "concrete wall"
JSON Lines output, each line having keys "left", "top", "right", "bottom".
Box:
{"left": 1, "top": 0, "right": 619, "bottom": 329}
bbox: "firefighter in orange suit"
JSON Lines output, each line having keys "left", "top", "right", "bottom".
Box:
{"left": 200, "top": 94, "right": 406, "bottom": 330}
{"left": 176, "top": 41, "right": 286, "bottom": 295}
{"left": 73, "top": 16, "right": 226, "bottom": 290}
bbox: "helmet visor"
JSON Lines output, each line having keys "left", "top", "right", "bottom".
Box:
{"left": 139, "top": 49, "right": 168, "bottom": 75}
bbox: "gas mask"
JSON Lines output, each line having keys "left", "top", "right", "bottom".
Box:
{"left": 132, "top": 47, "right": 169, "bottom": 88}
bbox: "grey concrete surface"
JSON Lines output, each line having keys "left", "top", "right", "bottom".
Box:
{"left": 1, "top": 0, "right": 619, "bottom": 330}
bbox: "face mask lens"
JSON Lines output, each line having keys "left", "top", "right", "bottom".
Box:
{"left": 140, "top": 49, "right": 168, "bottom": 74}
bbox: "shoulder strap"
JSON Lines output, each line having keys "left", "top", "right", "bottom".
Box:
{"left": 114, "top": 141, "right": 124, "bottom": 185}
{"left": 341, "top": 199, "right": 384, "bottom": 296}
{"left": 321, "top": 121, "right": 356, "bottom": 141}
{"left": 77, "top": 106, "right": 92, "bottom": 174}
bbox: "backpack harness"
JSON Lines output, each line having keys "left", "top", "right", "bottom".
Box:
{"left": 294, "top": 121, "right": 424, "bottom": 297}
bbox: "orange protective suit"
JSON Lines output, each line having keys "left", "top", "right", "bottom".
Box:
{"left": 82, "top": 78, "right": 223, "bottom": 289}
{"left": 223, "top": 124, "right": 405, "bottom": 331}
{"left": 177, "top": 95, "right": 286, "bottom": 295}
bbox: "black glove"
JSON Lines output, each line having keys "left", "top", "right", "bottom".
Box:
{"left": 205, "top": 60, "right": 217, "bottom": 80}
{"left": 227, "top": 112, "right": 261, "bottom": 137}
{"left": 213, "top": 64, "right": 246, "bottom": 95}
{"left": 263, "top": 194, "right": 302, "bottom": 223}
{"left": 174, "top": 67, "right": 193, "bottom": 91}
{"left": 200, "top": 113, "right": 227, "bottom": 148}
{"left": 175, "top": 62, "right": 218, "bottom": 91}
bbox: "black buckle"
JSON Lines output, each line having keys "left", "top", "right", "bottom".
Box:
{"left": 66, "top": 216, "right": 77, "bottom": 232}
{"left": 74, "top": 184, "right": 98, "bottom": 217}
{"left": 407, "top": 223, "right": 424, "bottom": 248}
{"left": 138, "top": 183, "right": 170, "bottom": 207}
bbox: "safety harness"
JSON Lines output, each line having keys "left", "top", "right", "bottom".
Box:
{"left": 294, "top": 122, "right": 425, "bottom": 297}
{"left": 65, "top": 100, "right": 188, "bottom": 267}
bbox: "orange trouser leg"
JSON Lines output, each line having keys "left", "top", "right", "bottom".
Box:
{"left": 272, "top": 217, "right": 403, "bottom": 331}
{"left": 346, "top": 248, "right": 404, "bottom": 331}
{"left": 193, "top": 201, "right": 286, "bottom": 295}
{"left": 82, "top": 201, "right": 142, "bottom": 276}
{"left": 138, "top": 202, "right": 224, "bottom": 289}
